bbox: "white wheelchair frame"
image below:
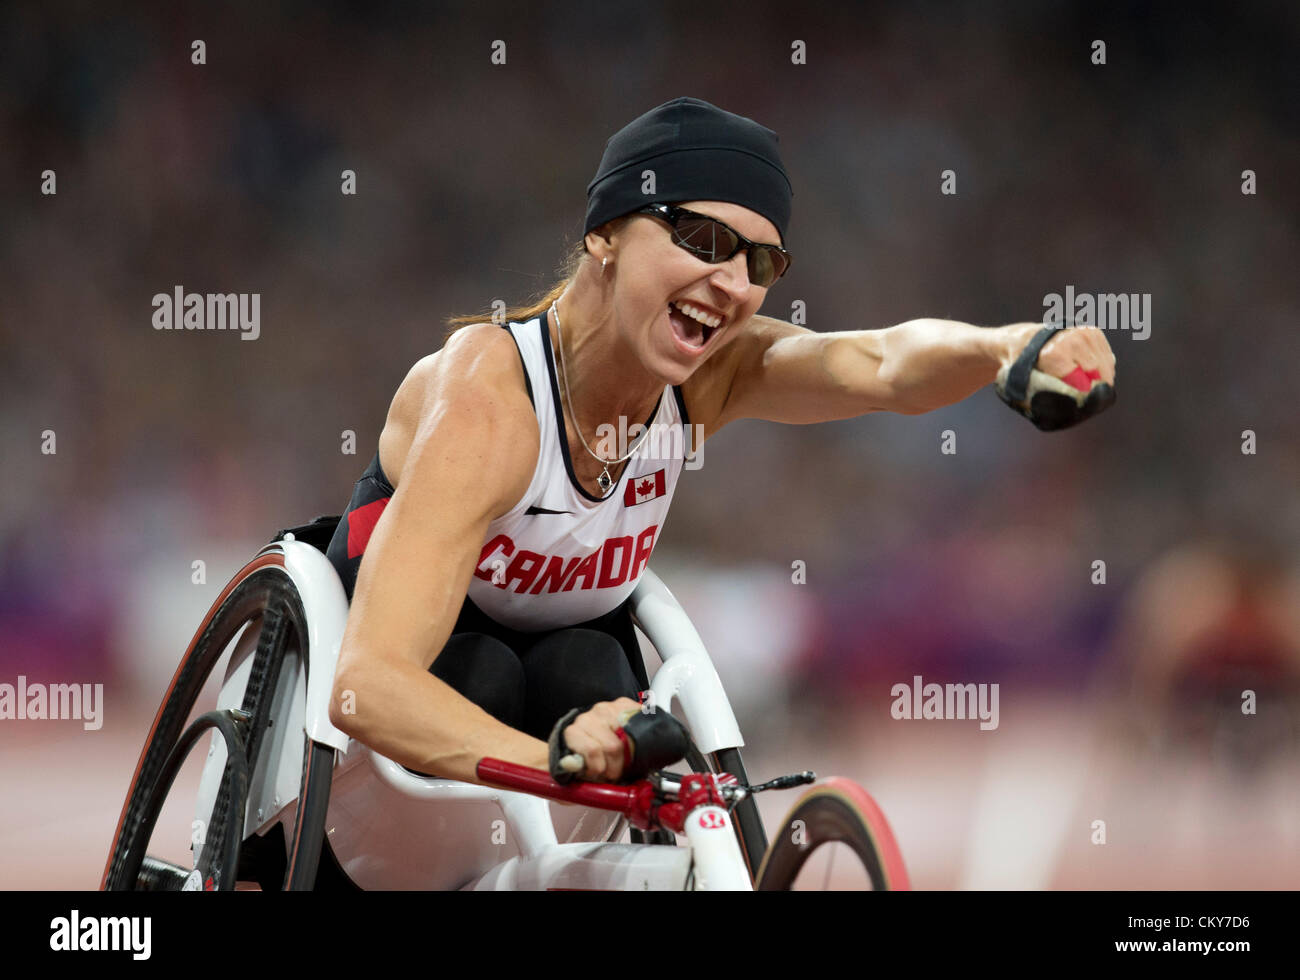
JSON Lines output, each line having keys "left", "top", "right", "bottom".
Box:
{"left": 197, "top": 536, "right": 758, "bottom": 890}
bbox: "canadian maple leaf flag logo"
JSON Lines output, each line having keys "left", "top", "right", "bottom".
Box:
{"left": 624, "top": 469, "right": 666, "bottom": 506}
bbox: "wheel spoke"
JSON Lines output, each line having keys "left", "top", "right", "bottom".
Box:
{"left": 199, "top": 600, "right": 291, "bottom": 883}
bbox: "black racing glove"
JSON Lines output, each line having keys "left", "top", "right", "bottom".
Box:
{"left": 995, "top": 325, "right": 1116, "bottom": 431}
{"left": 620, "top": 708, "right": 691, "bottom": 779}
{"left": 548, "top": 703, "right": 691, "bottom": 784}
{"left": 548, "top": 706, "right": 587, "bottom": 785}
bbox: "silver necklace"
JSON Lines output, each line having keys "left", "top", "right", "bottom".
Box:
{"left": 551, "top": 300, "right": 652, "bottom": 494}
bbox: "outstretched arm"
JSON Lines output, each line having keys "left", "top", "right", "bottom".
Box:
{"left": 713, "top": 315, "right": 1116, "bottom": 428}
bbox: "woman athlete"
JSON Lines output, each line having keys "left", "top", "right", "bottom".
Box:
{"left": 325, "top": 97, "right": 1116, "bottom": 787}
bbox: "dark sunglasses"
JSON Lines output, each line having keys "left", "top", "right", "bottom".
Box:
{"left": 634, "top": 203, "right": 792, "bottom": 287}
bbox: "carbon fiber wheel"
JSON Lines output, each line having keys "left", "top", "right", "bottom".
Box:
{"left": 755, "top": 778, "right": 910, "bottom": 891}
{"left": 102, "top": 553, "right": 334, "bottom": 891}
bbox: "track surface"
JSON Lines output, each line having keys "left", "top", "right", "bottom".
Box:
{"left": 4, "top": 696, "right": 1297, "bottom": 889}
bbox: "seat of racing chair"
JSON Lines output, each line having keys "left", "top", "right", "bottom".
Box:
{"left": 271, "top": 514, "right": 343, "bottom": 554}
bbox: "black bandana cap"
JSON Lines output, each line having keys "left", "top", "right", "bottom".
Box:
{"left": 584, "top": 97, "right": 793, "bottom": 245}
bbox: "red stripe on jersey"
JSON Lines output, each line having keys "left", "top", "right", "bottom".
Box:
{"left": 346, "top": 497, "right": 390, "bottom": 559}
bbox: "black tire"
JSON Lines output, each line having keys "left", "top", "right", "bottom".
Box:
{"left": 686, "top": 744, "right": 768, "bottom": 884}
{"left": 102, "top": 553, "right": 334, "bottom": 891}
{"left": 755, "top": 778, "right": 910, "bottom": 891}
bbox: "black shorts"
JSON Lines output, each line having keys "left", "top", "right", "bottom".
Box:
{"left": 320, "top": 466, "right": 649, "bottom": 740}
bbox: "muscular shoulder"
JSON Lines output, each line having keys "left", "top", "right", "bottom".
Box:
{"left": 680, "top": 314, "right": 807, "bottom": 439}
{"left": 379, "top": 324, "right": 538, "bottom": 511}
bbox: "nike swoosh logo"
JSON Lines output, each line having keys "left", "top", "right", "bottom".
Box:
{"left": 525, "top": 505, "right": 573, "bottom": 516}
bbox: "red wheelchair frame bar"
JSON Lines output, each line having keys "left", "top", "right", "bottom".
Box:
{"left": 475, "top": 758, "right": 738, "bottom": 836}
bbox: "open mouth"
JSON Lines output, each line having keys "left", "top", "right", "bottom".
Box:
{"left": 667, "top": 301, "right": 720, "bottom": 352}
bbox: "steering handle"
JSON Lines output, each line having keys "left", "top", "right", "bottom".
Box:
{"left": 551, "top": 704, "right": 691, "bottom": 784}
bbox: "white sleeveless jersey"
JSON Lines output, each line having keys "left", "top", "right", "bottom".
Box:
{"left": 464, "top": 313, "right": 693, "bottom": 631}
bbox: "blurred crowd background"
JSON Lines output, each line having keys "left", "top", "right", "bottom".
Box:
{"left": 2, "top": 1, "right": 1298, "bottom": 889}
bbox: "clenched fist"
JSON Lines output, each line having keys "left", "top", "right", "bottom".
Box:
{"left": 550, "top": 697, "right": 644, "bottom": 783}
{"left": 996, "top": 324, "right": 1117, "bottom": 430}
{"left": 548, "top": 697, "right": 691, "bottom": 784}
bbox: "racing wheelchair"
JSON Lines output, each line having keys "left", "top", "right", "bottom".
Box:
{"left": 101, "top": 515, "right": 909, "bottom": 891}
